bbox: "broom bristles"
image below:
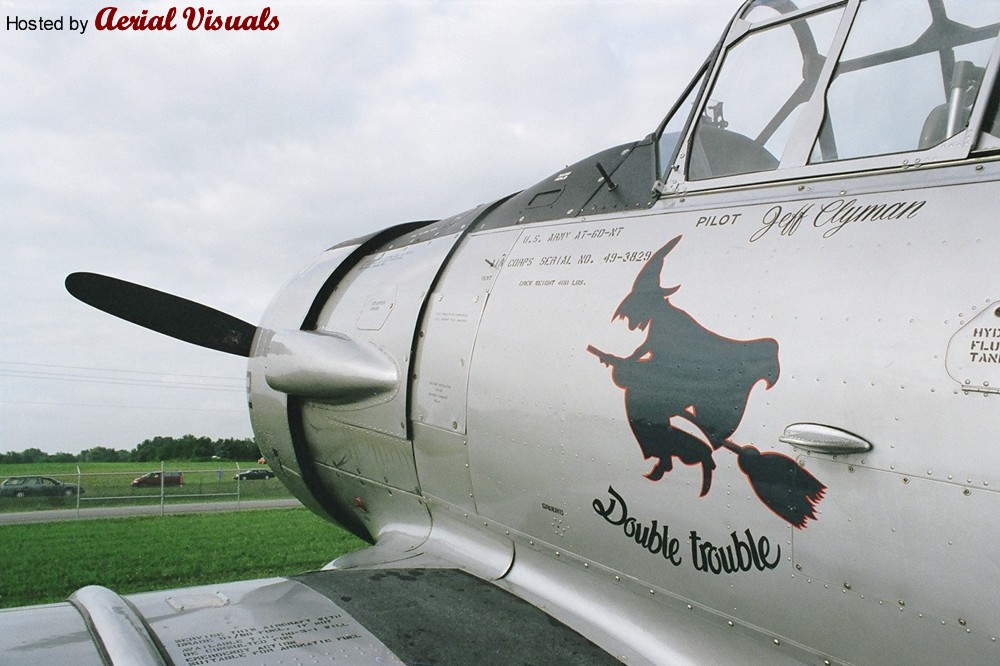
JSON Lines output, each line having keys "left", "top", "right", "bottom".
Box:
{"left": 737, "top": 446, "right": 825, "bottom": 528}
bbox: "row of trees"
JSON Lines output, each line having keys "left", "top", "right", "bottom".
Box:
{"left": 0, "top": 436, "right": 261, "bottom": 464}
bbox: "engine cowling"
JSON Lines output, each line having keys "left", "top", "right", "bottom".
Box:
{"left": 247, "top": 211, "right": 486, "bottom": 547}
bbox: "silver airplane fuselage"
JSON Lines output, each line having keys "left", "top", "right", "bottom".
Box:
{"left": 8, "top": 1, "right": 1000, "bottom": 664}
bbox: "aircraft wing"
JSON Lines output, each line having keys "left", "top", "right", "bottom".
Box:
{"left": 0, "top": 568, "right": 618, "bottom": 665}
{"left": 0, "top": 560, "right": 812, "bottom": 665}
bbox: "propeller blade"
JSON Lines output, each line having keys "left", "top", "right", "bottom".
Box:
{"left": 65, "top": 272, "right": 259, "bottom": 357}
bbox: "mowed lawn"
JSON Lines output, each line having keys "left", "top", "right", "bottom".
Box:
{"left": 0, "top": 508, "right": 367, "bottom": 609}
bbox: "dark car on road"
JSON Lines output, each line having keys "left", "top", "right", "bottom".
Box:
{"left": 131, "top": 471, "right": 184, "bottom": 488}
{"left": 0, "top": 476, "right": 84, "bottom": 498}
{"left": 234, "top": 468, "right": 275, "bottom": 481}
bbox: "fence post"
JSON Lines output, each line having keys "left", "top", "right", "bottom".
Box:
{"left": 76, "top": 465, "right": 82, "bottom": 519}
{"left": 235, "top": 461, "right": 241, "bottom": 508}
{"left": 160, "top": 460, "right": 165, "bottom": 516}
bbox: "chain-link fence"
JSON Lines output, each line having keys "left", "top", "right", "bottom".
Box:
{"left": 0, "top": 463, "right": 295, "bottom": 518}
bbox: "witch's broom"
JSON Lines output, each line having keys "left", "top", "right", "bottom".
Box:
{"left": 717, "top": 440, "right": 826, "bottom": 529}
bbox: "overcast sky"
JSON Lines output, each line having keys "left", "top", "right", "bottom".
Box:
{"left": 1, "top": 0, "right": 736, "bottom": 454}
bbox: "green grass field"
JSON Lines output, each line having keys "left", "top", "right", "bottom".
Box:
{"left": 0, "top": 461, "right": 294, "bottom": 513}
{"left": 0, "top": 508, "right": 368, "bottom": 609}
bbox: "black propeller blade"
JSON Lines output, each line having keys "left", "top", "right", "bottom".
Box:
{"left": 65, "top": 272, "right": 259, "bottom": 357}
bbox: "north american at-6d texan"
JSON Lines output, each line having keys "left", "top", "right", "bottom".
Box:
{"left": 6, "top": 0, "right": 1000, "bottom": 663}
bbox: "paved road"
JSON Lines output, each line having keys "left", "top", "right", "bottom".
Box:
{"left": 0, "top": 498, "right": 304, "bottom": 524}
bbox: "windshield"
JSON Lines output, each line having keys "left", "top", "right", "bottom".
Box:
{"left": 689, "top": 3, "right": 844, "bottom": 180}
{"left": 658, "top": 0, "right": 1000, "bottom": 187}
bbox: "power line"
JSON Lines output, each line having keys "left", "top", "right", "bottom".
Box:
{"left": 0, "top": 361, "right": 244, "bottom": 382}
{"left": 0, "top": 399, "right": 245, "bottom": 414}
{"left": 0, "top": 361, "right": 245, "bottom": 393}
{"left": 0, "top": 371, "right": 243, "bottom": 392}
